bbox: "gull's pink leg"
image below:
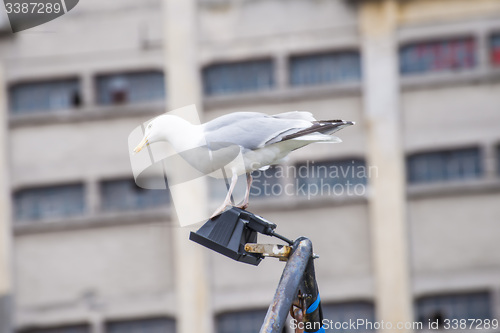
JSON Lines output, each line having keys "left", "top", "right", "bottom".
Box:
{"left": 236, "top": 173, "right": 252, "bottom": 210}
{"left": 211, "top": 171, "right": 238, "bottom": 218}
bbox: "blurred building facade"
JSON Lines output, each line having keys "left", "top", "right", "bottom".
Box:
{"left": 0, "top": 0, "right": 500, "bottom": 332}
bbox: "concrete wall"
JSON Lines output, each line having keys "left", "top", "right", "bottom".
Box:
{"left": 403, "top": 83, "right": 500, "bottom": 152}
{"left": 10, "top": 117, "right": 146, "bottom": 188}
{"left": 409, "top": 192, "right": 500, "bottom": 301}
{"left": 15, "top": 223, "right": 176, "bottom": 325}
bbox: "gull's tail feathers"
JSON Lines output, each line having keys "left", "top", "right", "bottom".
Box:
{"left": 279, "top": 119, "right": 354, "bottom": 142}
{"left": 290, "top": 134, "right": 342, "bottom": 143}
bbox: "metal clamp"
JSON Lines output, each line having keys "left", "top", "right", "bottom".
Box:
{"left": 244, "top": 243, "right": 292, "bottom": 261}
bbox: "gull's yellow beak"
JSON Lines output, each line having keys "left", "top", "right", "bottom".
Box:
{"left": 133, "top": 135, "right": 149, "bottom": 153}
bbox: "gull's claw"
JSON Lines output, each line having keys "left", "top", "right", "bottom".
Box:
{"left": 210, "top": 205, "right": 229, "bottom": 219}
{"left": 236, "top": 203, "right": 249, "bottom": 210}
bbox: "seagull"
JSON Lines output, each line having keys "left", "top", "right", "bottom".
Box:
{"left": 133, "top": 111, "right": 354, "bottom": 217}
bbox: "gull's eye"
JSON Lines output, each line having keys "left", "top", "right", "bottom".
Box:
{"left": 147, "top": 124, "right": 153, "bottom": 129}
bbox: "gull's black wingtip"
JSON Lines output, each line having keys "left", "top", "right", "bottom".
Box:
{"left": 320, "top": 119, "right": 355, "bottom": 125}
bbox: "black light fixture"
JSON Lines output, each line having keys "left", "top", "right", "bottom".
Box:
{"left": 189, "top": 207, "right": 293, "bottom": 266}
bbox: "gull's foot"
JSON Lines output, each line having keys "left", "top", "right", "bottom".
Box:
{"left": 236, "top": 198, "right": 249, "bottom": 210}
{"left": 210, "top": 211, "right": 222, "bottom": 219}
{"left": 236, "top": 203, "right": 249, "bottom": 210}
{"left": 210, "top": 205, "right": 228, "bottom": 219}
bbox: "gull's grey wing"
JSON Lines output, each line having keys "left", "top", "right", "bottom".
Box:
{"left": 271, "top": 111, "right": 316, "bottom": 122}
{"left": 202, "top": 112, "right": 314, "bottom": 151}
{"left": 203, "top": 112, "right": 268, "bottom": 133}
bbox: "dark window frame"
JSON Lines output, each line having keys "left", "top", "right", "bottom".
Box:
{"left": 250, "top": 166, "right": 283, "bottom": 199}
{"left": 18, "top": 324, "right": 90, "bottom": 333}
{"left": 416, "top": 291, "right": 493, "bottom": 326}
{"left": 100, "top": 178, "right": 170, "bottom": 212}
{"left": 400, "top": 36, "right": 476, "bottom": 75}
{"left": 491, "top": 32, "right": 500, "bottom": 66}
{"left": 217, "top": 309, "right": 287, "bottom": 333}
{"left": 497, "top": 144, "right": 500, "bottom": 176}
{"left": 295, "top": 158, "right": 368, "bottom": 198}
{"left": 9, "top": 77, "right": 82, "bottom": 115}
{"left": 202, "top": 58, "right": 275, "bottom": 96}
{"left": 105, "top": 317, "right": 176, "bottom": 333}
{"left": 13, "top": 183, "right": 86, "bottom": 222}
{"left": 321, "top": 301, "right": 376, "bottom": 332}
{"left": 289, "top": 49, "right": 362, "bottom": 87}
{"left": 95, "top": 70, "right": 166, "bottom": 106}
{"left": 407, "top": 147, "right": 482, "bottom": 184}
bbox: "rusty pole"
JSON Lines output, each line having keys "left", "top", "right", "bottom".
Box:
{"left": 259, "top": 237, "right": 323, "bottom": 333}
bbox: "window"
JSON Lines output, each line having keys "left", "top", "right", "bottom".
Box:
{"left": 19, "top": 325, "right": 89, "bottom": 333}
{"left": 295, "top": 159, "right": 368, "bottom": 198}
{"left": 497, "top": 145, "right": 500, "bottom": 176}
{"left": 14, "top": 184, "right": 85, "bottom": 222}
{"left": 202, "top": 59, "right": 274, "bottom": 96}
{"left": 407, "top": 148, "right": 481, "bottom": 184}
{"left": 0, "top": 5, "right": 9, "bottom": 31}
{"left": 416, "top": 292, "right": 492, "bottom": 326}
{"left": 250, "top": 166, "right": 283, "bottom": 198}
{"left": 217, "top": 309, "right": 286, "bottom": 333}
{"left": 100, "top": 179, "right": 169, "bottom": 212}
{"left": 106, "top": 318, "right": 175, "bottom": 333}
{"left": 322, "top": 302, "right": 375, "bottom": 332}
{"left": 400, "top": 37, "right": 476, "bottom": 75}
{"left": 289, "top": 51, "right": 361, "bottom": 86}
{"left": 9, "top": 78, "right": 81, "bottom": 114}
{"left": 96, "top": 71, "right": 165, "bottom": 105}
{"left": 491, "top": 33, "right": 500, "bottom": 66}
